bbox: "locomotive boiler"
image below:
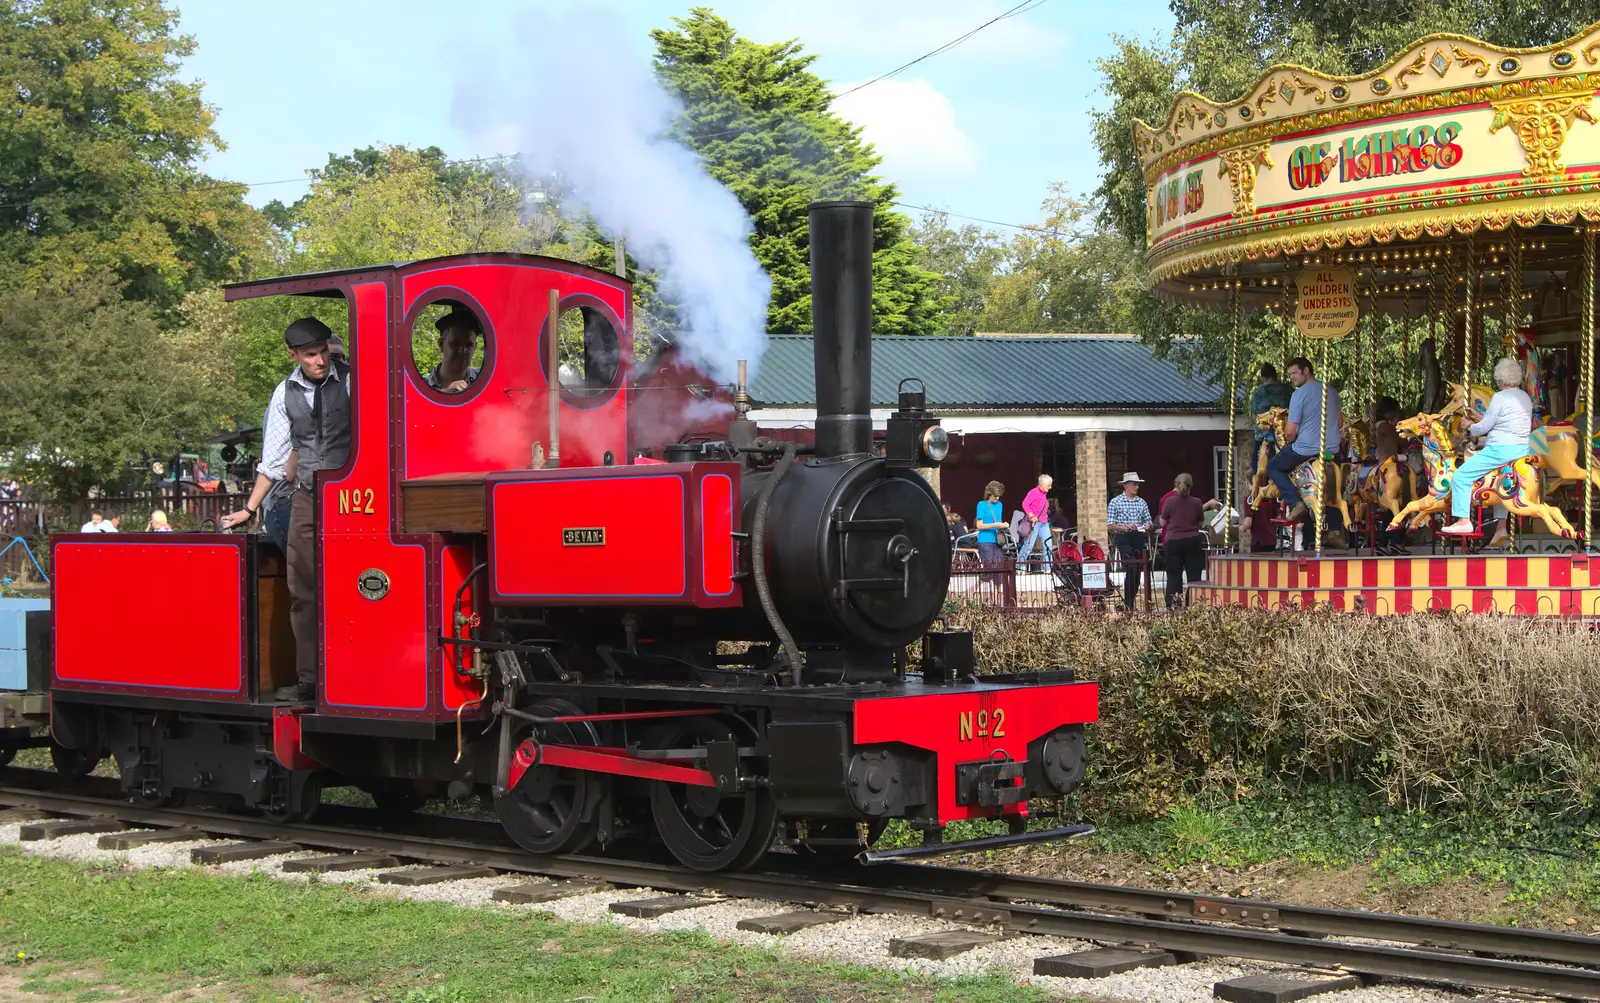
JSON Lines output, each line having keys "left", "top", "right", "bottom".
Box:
{"left": 29, "top": 200, "right": 1098, "bottom": 872}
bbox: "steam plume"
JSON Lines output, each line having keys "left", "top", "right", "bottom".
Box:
{"left": 453, "top": 6, "right": 771, "bottom": 383}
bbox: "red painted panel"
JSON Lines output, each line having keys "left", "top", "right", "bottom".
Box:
{"left": 491, "top": 475, "right": 686, "bottom": 599}
{"left": 441, "top": 542, "right": 479, "bottom": 711}
{"left": 322, "top": 281, "right": 430, "bottom": 713}
{"left": 700, "top": 473, "right": 735, "bottom": 598}
{"left": 1551, "top": 557, "right": 1572, "bottom": 588}
{"left": 53, "top": 539, "right": 244, "bottom": 695}
{"left": 399, "top": 263, "right": 630, "bottom": 480}
{"left": 1507, "top": 558, "right": 1528, "bottom": 588}
{"left": 854, "top": 682, "right": 1099, "bottom": 822}
{"left": 1361, "top": 560, "right": 1377, "bottom": 588}
{"left": 1428, "top": 559, "right": 1448, "bottom": 588}
{"left": 1466, "top": 557, "right": 1486, "bottom": 587}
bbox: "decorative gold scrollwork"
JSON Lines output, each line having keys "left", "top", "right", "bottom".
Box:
{"left": 1291, "top": 76, "right": 1327, "bottom": 103}
{"left": 1397, "top": 50, "right": 1427, "bottom": 89}
{"left": 1490, "top": 95, "right": 1597, "bottom": 181}
{"left": 1255, "top": 86, "right": 1276, "bottom": 117}
{"left": 1587, "top": 39, "right": 1600, "bottom": 65}
{"left": 1217, "top": 143, "right": 1274, "bottom": 217}
{"left": 1452, "top": 46, "right": 1489, "bottom": 77}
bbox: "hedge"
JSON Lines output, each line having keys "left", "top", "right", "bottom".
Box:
{"left": 941, "top": 604, "right": 1600, "bottom": 817}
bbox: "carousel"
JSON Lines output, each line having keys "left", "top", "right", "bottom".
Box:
{"left": 1135, "top": 21, "right": 1600, "bottom": 616}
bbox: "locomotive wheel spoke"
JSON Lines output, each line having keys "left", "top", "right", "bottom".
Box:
{"left": 494, "top": 698, "right": 598, "bottom": 856}
{"left": 648, "top": 716, "right": 777, "bottom": 872}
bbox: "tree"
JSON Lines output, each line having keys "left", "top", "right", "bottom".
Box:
{"left": 0, "top": 0, "right": 266, "bottom": 310}
{"left": 977, "top": 186, "right": 1144, "bottom": 335}
{"left": 910, "top": 213, "right": 1002, "bottom": 336}
{"left": 651, "top": 8, "right": 945, "bottom": 336}
{"left": 0, "top": 272, "right": 246, "bottom": 499}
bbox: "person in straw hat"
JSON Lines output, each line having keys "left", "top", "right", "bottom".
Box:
{"left": 1107, "top": 472, "right": 1153, "bottom": 609}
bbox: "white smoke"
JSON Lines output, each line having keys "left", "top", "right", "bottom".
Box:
{"left": 453, "top": 6, "right": 771, "bottom": 384}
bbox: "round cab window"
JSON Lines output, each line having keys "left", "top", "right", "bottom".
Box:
{"left": 411, "top": 302, "right": 487, "bottom": 395}
{"left": 557, "top": 305, "right": 620, "bottom": 396}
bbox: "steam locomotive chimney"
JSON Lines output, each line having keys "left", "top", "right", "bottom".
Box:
{"left": 808, "top": 200, "right": 874, "bottom": 458}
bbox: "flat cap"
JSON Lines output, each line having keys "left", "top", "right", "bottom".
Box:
{"left": 435, "top": 306, "right": 482, "bottom": 335}
{"left": 284, "top": 317, "right": 333, "bottom": 348}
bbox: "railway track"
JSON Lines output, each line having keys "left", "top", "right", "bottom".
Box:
{"left": 2, "top": 770, "right": 1599, "bottom": 1001}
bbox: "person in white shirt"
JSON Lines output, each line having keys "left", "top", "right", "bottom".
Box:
{"left": 80, "top": 509, "right": 114, "bottom": 533}
{"left": 1439, "top": 357, "right": 1534, "bottom": 536}
{"left": 220, "top": 317, "right": 351, "bottom": 702}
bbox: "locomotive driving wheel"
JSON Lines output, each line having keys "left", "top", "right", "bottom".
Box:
{"left": 495, "top": 698, "right": 600, "bottom": 856}
{"left": 648, "top": 716, "right": 777, "bottom": 872}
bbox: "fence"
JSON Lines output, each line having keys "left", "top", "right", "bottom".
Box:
{"left": 0, "top": 491, "right": 250, "bottom": 580}
{"left": 948, "top": 553, "right": 1161, "bottom": 611}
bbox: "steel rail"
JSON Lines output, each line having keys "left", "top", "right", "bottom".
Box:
{"left": 831, "top": 861, "right": 1600, "bottom": 967}
{"left": 4, "top": 782, "right": 1600, "bottom": 999}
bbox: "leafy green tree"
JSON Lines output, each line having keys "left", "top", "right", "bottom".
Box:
{"left": 651, "top": 8, "right": 944, "bottom": 336}
{"left": 0, "top": 272, "right": 246, "bottom": 499}
{"left": 0, "top": 0, "right": 265, "bottom": 310}
{"left": 910, "top": 213, "right": 1002, "bottom": 336}
{"left": 977, "top": 186, "right": 1144, "bottom": 335}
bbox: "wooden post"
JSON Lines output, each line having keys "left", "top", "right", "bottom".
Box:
{"left": 614, "top": 237, "right": 627, "bottom": 278}
{"left": 547, "top": 288, "right": 561, "bottom": 468}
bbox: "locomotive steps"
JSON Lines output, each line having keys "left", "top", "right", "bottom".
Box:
{"left": 2, "top": 777, "right": 1598, "bottom": 1002}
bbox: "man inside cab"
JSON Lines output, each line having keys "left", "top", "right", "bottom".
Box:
{"left": 425, "top": 307, "right": 481, "bottom": 394}
{"left": 222, "top": 317, "right": 351, "bottom": 702}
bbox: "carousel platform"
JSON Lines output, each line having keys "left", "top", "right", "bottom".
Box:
{"left": 1193, "top": 552, "right": 1600, "bottom": 617}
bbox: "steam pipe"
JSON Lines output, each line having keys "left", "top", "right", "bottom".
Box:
{"left": 547, "top": 287, "right": 561, "bottom": 468}
{"left": 808, "top": 200, "right": 874, "bottom": 458}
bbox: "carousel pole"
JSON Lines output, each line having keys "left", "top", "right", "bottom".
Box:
{"left": 1224, "top": 273, "right": 1243, "bottom": 553}
{"left": 1505, "top": 237, "right": 1523, "bottom": 552}
{"left": 1365, "top": 282, "right": 1377, "bottom": 411}
{"left": 1583, "top": 228, "right": 1595, "bottom": 552}
{"left": 1402, "top": 280, "right": 1413, "bottom": 403}
{"left": 1460, "top": 236, "right": 1475, "bottom": 394}
{"left": 1505, "top": 238, "right": 1523, "bottom": 351}
{"left": 1316, "top": 338, "right": 1330, "bottom": 556}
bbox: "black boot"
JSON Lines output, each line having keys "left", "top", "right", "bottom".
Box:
{"left": 274, "top": 681, "right": 315, "bottom": 703}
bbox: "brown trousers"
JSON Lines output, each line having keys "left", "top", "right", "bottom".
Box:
{"left": 285, "top": 486, "right": 318, "bottom": 686}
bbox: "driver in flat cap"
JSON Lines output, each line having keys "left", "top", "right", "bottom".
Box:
{"left": 425, "top": 306, "right": 482, "bottom": 394}
{"left": 222, "top": 316, "right": 352, "bottom": 702}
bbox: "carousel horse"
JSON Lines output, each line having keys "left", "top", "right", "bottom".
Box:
{"left": 1387, "top": 403, "right": 1575, "bottom": 537}
{"left": 1449, "top": 381, "right": 1600, "bottom": 496}
{"left": 1337, "top": 417, "right": 1409, "bottom": 538}
{"left": 1248, "top": 434, "right": 1275, "bottom": 508}
{"left": 1252, "top": 407, "right": 1351, "bottom": 530}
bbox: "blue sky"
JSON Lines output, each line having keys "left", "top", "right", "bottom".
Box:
{"left": 176, "top": 0, "right": 1174, "bottom": 233}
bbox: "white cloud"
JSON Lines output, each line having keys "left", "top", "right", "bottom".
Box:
{"left": 831, "top": 77, "right": 982, "bottom": 184}
{"left": 737, "top": 0, "right": 1067, "bottom": 64}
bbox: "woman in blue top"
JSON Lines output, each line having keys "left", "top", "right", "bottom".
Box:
{"left": 975, "top": 480, "right": 1007, "bottom": 570}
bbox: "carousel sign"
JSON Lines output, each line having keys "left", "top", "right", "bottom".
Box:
{"left": 1295, "top": 267, "right": 1358, "bottom": 340}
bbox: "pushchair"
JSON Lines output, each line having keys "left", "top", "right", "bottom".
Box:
{"left": 1052, "top": 537, "right": 1112, "bottom": 607}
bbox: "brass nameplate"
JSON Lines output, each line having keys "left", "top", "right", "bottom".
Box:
{"left": 562, "top": 527, "right": 605, "bottom": 546}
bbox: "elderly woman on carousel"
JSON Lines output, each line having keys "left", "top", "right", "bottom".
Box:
{"left": 1438, "top": 357, "right": 1533, "bottom": 537}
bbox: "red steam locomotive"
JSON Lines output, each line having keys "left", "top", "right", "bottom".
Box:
{"left": 39, "top": 201, "right": 1098, "bottom": 870}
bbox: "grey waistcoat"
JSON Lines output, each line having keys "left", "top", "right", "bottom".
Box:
{"left": 283, "top": 361, "right": 352, "bottom": 489}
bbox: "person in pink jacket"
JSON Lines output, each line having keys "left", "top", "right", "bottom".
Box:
{"left": 1016, "top": 474, "right": 1054, "bottom": 570}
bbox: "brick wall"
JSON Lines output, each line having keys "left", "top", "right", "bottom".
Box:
{"left": 1075, "top": 431, "right": 1107, "bottom": 545}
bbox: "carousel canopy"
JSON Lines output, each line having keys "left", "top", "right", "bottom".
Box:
{"left": 1135, "top": 21, "right": 1600, "bottom": 315}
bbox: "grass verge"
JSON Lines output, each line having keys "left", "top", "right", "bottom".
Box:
{"left": 0, "top": 849, "right": 1045, "bottom": 1003}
